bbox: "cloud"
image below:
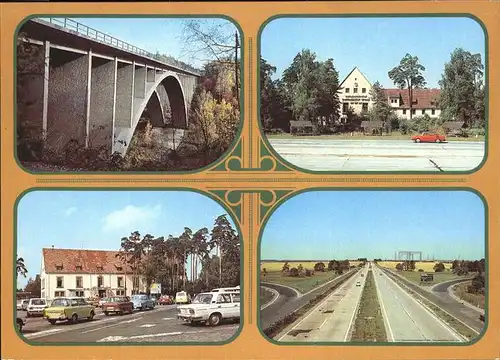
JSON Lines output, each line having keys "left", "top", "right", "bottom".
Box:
{"left": 65, "top": 207, "right": 77, "bottom": 217}
{"left": 102, "top": 204, "right": 162, "bottom": 232}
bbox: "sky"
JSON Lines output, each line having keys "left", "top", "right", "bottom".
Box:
{"left": 38, "top": 17, "right": 239, "bottom": 69}
{"left": 261, "top": 191, "right": 485, "bottom": 261}
{"left": 261, "top": 17, "right": 486, "bottom": 88}
{"left": 16, "top": 191, "right": 237, "bottom": 288}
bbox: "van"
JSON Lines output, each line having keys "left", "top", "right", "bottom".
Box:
{"left": 175, "top": 291, "right": 189, "bottom": 304}
{"left": 177, "top": 289, "right": 240, "bottom": 326}
{"left": 27, "top": 298, "right": 47, "bottom": 317}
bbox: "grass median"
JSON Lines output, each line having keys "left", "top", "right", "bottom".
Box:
{"left": 350, "top": 270, "right": 387, "bottom": 342}
{"left": 260, "top": 287, "right": 276, "bottom": 307}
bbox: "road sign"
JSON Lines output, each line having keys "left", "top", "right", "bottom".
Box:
{"left": 150, "top": 283, "right": 161, "bottom": 294}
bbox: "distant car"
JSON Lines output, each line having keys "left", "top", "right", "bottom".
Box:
{"left": 27, "top": 298, "right": 48, "bottom": 317}
{"left": 16, "top": 317, "right": 25, "bottom": 332}
{"left": 98, "top": 298, "right": 109, "bottom": 307}
{"left": 356, "top": 280, "right": 361, "bottom": 287}
{"left": 175, "top": 291, "right": 189, "bottom": 304}
{"left": 21, "top": 299, "right": 29, "bottom": 311}
{"left": 158, "top": 295, "right": 173, "bottom": 305}
{"left": 130, "top": 294, "right": 155, "bottom": 311}
{"left": 102, "top": 296, "right": 134, "bottom": 316}
{"left": 16, "top": 300, "right": 23, "bottom": 311}
{"left": 411, "top": 132, "right": 446, "bottom": 143}
{"left": 43, "top": 297, "right": 95, "bottom": 325}
{"left": 87, "top": 297, "right": 99, "bottom": 307}
{"left": 150, "top": 295, "right": 159, "bottom": 305}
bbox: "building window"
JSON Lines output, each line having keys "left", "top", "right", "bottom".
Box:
{"left": 97, "top": 265, "right": 104, "bottom": 271}
{"left": 76, "top": 276, "right": 83, "bottom": 288}
{"left": 353, "top": 87, "right": 358, "bottom": 93}
{"left": 75, "top": 290, "right": 84, "bottom": 297}
{"left": 432, "top": 109, "right": 435, "bottom": 115}
{"left": 133, "top": 276, "right": 139, "bottom": 289}
{"left": 362, "top": 88, "right": 366, "bottom": 93}
{"left": 362, "top": 103, "right": 368, "bottom": 112}
{"left": 98, "top": 276, "right": 104, "bottom": 287}
{"left": 54, "top": 291, "right": 65, "bottom": 297}
{"left": 422, "top": 109, "right": 426, "bottom": 114}
{"left": 402, "top": 109, "right": 407, "bottom": 115}
{"left": 342, "top": 103, "right": 349, "bottom": 114}
{"left": 412, "top": 109, "right": 416, "bottom": 115}
{"left": 56, "top": 276, "right": 64, "bottom": 288}
{"left": 116, "top": 289, "right": 125, "bottom": 296}
{"left": 117, "top": 276, "right": 124, "bottom": 288}
{"left": 56, "top": 265, "right": 63, "bottom": 270}
{"left": 345, "top": 88, "right": 350, "bottom": 93}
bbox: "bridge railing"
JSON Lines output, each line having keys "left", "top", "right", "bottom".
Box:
{"left": 40, "top": 17, "right": 153, "bottom": 58}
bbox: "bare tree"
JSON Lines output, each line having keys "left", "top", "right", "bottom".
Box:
{"left": 180, "top": 20, "right": 241, "bottom": 103}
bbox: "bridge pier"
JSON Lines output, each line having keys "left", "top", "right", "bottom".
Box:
{"left": 18, "top": 21, "right": 197, "bottom": 158}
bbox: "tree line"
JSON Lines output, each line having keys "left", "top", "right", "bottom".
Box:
{"left": 15, "top": 214, "right": 240, "bottom": 297}
{"left": 261, "top": 48, "right": 485, "bottom": 135}
{"left": 261, "top": 259, "right": 362, "bottom": 279}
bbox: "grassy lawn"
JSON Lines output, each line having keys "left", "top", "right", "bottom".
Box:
{"left": 266, "top": 133, "right": 485, "bottom": 142}
{"left": 351, "top": 270, "right": 387, "bottom": 342}
{"left": 260, "top": 286, "right": 276, "bottom": 307}
{"left": 396, "top": 270, "right": 467, "bottom": 286}
{"left": 453, "top": 281, "right": 485, "bottom": 309}
{"left": 260, "top": 270, "right": 340, "bottom": 294}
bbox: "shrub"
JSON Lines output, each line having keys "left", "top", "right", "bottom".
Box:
{"left": 289, "top": 267, "right": 299, "bottom": 277}
{"left": 314, "top": 262, "right": 326, "bottom": 272}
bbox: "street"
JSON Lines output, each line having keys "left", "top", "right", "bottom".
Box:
{"left": 17, "top": 305, "right": 239, "bottom": 343}
{"left": 268, "top": 139, "right": 485, "bottom": 171}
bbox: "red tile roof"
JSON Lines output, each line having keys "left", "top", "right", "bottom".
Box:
{"left": 382, "top": 88, "right": 440, "bottom": 109}
{"left": 42, "top": 248, "right": 135, "bottom": 274}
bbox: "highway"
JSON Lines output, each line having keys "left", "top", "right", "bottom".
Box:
{"left": 372, "top": 267, "right": 463, "bottom": 342}
{"left": 273, "top": 263, "right": 466, "bottom": 343}
{"left": 17, "top": 305, "right": 239, "bottom": 343}
{"left": 277, "top": 266, "right": 368, "bottom": 342}
{"left": 268, "top": 139, "right": 485, "bottom": 172}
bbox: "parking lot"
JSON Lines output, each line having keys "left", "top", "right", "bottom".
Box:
{"left": 16, "top": 305, "right": 239, "bottom": 343}
{"left": 268, "top": 139, "right": 485, "bottom": 171}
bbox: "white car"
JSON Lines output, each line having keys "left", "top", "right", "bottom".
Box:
{"left": 356, "top": 280, "right": 361, "bottom": 287}
{"left": 27, "top": 298, "right": 47, "bottom": 317}
{"left": 16, "top": 300, "right": 24, "bottom": 311}
{"left": 177, "top": 287, "right": 240, "bottom": 326}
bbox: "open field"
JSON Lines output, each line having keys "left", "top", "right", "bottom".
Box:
{"left": 261, "top": 260, "right": 363, "bottom": 272}
{"left": 378, "top": 261, "right": 453, "bottom": 271}
{"left": 397, "top": 270, "right": 466, "bottom": 286}
{"left": 454, "top": 281, "right": 485, "bottom": 310}
{"left": 260, "top": 270, "right": 340, "bottom": 294}
{"left": 266, "top": 133, "right": 485, "bottom": 142}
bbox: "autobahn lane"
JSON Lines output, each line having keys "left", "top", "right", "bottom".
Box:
{"left": 260, "top": 269, "right": 359, "bottom": 330}
{"left": 277, "top": 266, "right": 368, "bottom": 342}
{"left": 372, "top": 267, "right": 464, "bottom": 342}
{"left": 19, "top": 306, "right": 239, "bottom": 343}
{"left": 382, "top": 268, "right": 484, "bottom": 333}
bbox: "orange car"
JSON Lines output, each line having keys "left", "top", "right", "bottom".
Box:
{"left": 411, "top": 132, "right": 446, "bottom": 143}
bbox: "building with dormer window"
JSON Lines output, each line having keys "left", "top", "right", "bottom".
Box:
{"left": 338, "top": 67, "right": 441, "bottom": 120}
{"left": 40, "top": 247, "right": 147, "bottom": 300}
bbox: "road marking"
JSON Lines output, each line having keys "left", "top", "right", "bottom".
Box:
{"left": 81, "top": 317, "right": 143, "bottom": 334}
{"left": 374, "top": 269, "right": 395, "bottom": 342}
{"left": 97, "top": 336, "right": 127, "bottom": 342}
{"left": 382, "top": 268, "right": 464, "bottom": 342}
{"left": 162, "top": 317, "right": 175, "bottom": 320}
{"left": 261, "top": 286, "right": 280, "bottom": 310}
{"left": 261, "top": 281, "right": 301, "bottom": 298}
{"left": 343, "top": 271, "right": 366, "bottom": 341}
{"left": 140, "top": 324, "right": 156, "bottom": 328}
{"left": 301, "top": 270, "right": 356, "bottom": 297}
{"left": 24, "top": 328, "right": 63, "bottom": 339}
{"left": 277, "top": 270, "right": 360, "bottom": 341}
{"left": 121, "top": 318, "right": 140, "bottom": 324}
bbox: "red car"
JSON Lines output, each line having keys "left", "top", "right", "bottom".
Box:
{"left": 102, "top": 296, "right": 134, "bottom": 316}
{"left": 158, "top": 295, "right": 173, "bottom": 305}
{"left": 411, "top": 132, "right": 446, "bottom": 143}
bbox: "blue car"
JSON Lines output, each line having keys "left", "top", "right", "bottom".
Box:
{"left": 130, "top": 294, "right": 155, "bottom": 311}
